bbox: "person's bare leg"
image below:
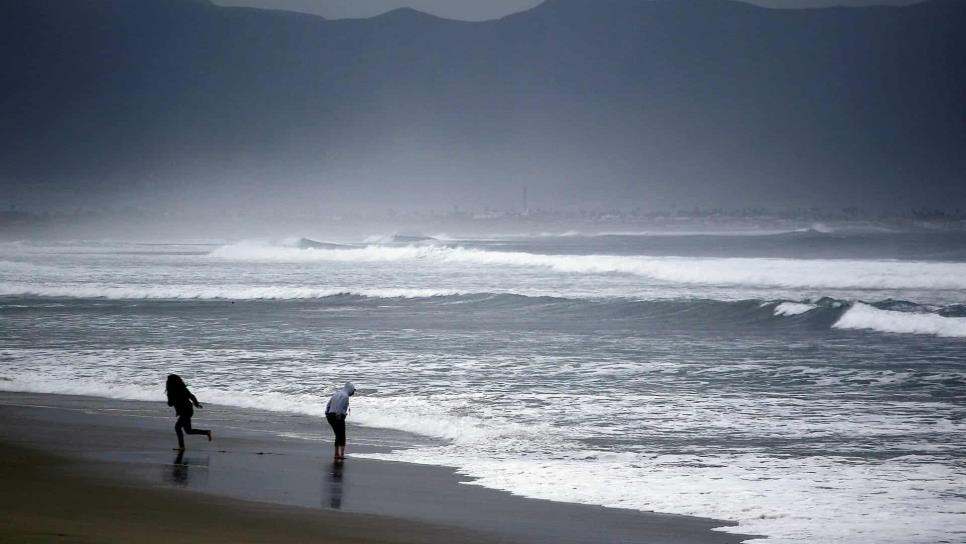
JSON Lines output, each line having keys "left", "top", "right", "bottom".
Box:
{"left": 207, "top": 430, "right": 213, "bottom": 442}
{"left": 175, "top": 417, "right": 186, "bottom": 451}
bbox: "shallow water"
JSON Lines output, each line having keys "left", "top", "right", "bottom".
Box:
{"left": 1, "top": 230, "right": 964, "bottom": 543}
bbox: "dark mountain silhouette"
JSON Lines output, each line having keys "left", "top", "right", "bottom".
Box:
{"left": 1, "top": 0, "right": 964, "bottom": 211}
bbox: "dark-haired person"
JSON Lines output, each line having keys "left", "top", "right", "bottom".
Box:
{"left": 166, "top": 374, "right": 212, "bottom": 451}
{"left": 325, "top": 382, "right": 356, "bottom": 460}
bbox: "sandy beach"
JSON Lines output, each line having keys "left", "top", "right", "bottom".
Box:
{"left": 0, "top": 391, "right": 751, "bottom": 544}
{"left": 0, "top": 442, "right": 496, "bottom": 544}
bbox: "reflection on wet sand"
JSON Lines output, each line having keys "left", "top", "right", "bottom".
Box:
{"left": 163, "top": 450, "right": 209, "bottom": 488}
{"left": 325, "top": 460, "right": 345, "bottom": 509}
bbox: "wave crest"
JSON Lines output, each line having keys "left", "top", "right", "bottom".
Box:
{"left": 833, "top": 303, "right": 966, "bottom": 338}
{"left": 774, "top": 302, "right": 817, "bottom": 316}
{"left": 209, "top": 242, "right": 966, "bottom": 291}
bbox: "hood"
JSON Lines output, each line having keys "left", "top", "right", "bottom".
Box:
{"left": 343, "top": 382, "right": 356, "bottom": 396}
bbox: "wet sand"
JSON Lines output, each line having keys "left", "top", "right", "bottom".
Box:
{"left": 0, "top": 392, "right": 754, "bottom": 543}
{"left": 0, "top": 443, "right": 495, "bottom": 544}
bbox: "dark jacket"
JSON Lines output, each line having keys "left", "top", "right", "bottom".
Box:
{"left": 168, "top": 388, "right": 199, "bottom": 417}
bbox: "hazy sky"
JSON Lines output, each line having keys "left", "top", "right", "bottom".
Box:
{"left": 213, "top": 0, "right": 922, "bottom": 21}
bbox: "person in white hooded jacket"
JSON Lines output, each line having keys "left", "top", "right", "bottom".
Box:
{"left": 325, "top": 382, "right": 356, "bottom": 460}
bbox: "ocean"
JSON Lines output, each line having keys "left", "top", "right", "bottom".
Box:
{"left": 1, "top": 229, "right": 964, "bottom": 543}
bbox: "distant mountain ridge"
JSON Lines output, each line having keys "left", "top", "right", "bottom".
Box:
{"left": 1, "top": 0, "right": 964, "bottom": 211}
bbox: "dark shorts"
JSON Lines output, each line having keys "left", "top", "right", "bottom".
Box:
{"left": 326, "top": 413, "right": 346, "bottom": 446}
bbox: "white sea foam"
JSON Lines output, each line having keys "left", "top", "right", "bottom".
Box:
{"left": 352, "top": 397, "right": 548, "bottom": 443}
{"left": 833, "top": 303, "right": 966, "bottom": 338}
{"left": 1, "top": 346, "right": 963, "bottom": 544}
{"left": 208, "top": 242, "right": 966, "bottom": 291}
{"left": 355, "top": 448, "right": 964, "bottom": 544}
{"left": 0, "top": 369, "right": 530, "bottom": 446}
{"left": 4, "top": 240, "right": 965, "bottom": 544}
{"left": 773, "top": 302, "right": 817, "bottom": 316}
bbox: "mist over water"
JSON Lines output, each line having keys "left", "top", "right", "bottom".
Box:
{"left": 3, "top": 0, "right": 964, "bottom": 542}
{"left": 1, "top": 229, "right": 964, "bottom": 543}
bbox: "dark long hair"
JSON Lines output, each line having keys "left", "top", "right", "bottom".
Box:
{"left": 166, "top": 374, "right": 187, "bottom": 405}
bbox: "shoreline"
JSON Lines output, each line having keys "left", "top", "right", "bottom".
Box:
{"left": 0, "top": 442, "right": 495, "bottom": 544}
{"left": 0, "top": 391, "right": 754, "bottom": 543}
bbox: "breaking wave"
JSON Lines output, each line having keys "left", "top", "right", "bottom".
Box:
{"left": 3, "top": 283, "right": 964, "bottom": 338}
{"left": 773, "top": 302, "right": 818, "bottom": 316}
{"left": 833, "top": 303, "right": 966, "bottom": 338}
{"left": 208, "top": 242, "right": 966, "bottom": 290}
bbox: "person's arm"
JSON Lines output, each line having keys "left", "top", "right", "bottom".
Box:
{"left": 188, "top": 390, "right": 203, "bottom": 408}
{"left": 325, "top": 398, "right": 332, "bottom": 414}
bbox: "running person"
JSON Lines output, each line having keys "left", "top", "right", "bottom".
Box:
{"left": 166, "top": 374, "right": 212, "bottom": 451}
